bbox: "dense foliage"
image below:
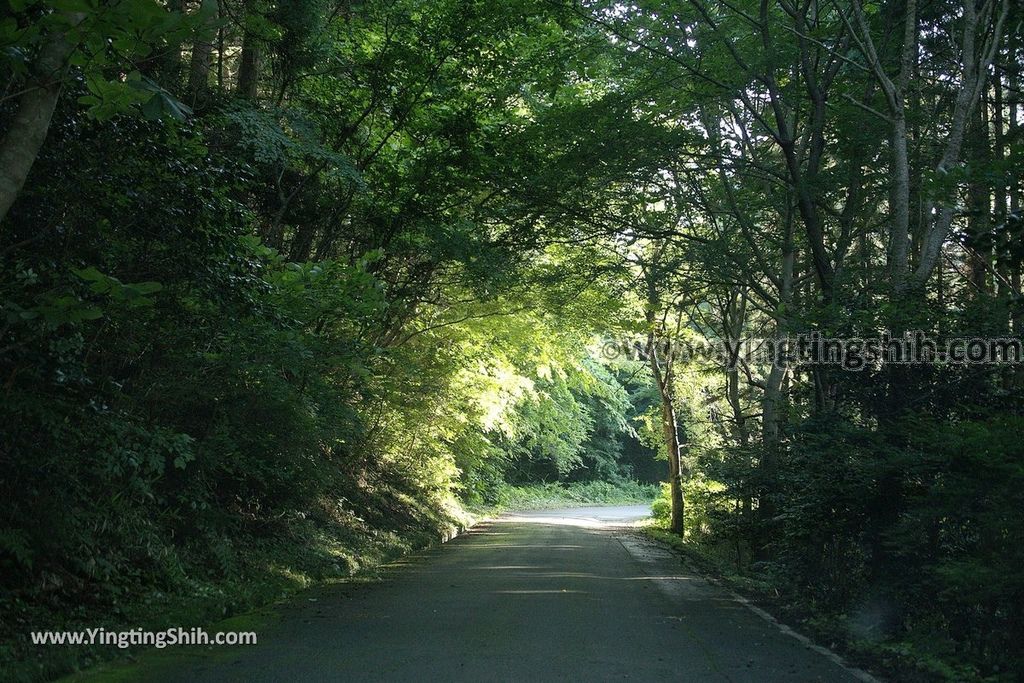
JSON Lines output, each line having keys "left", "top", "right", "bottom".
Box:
{"left": 601, "top": 0, "right": 1024, "bottom": 678}
{"left": 0, "top": 2, "right": 657, "bottom": 679}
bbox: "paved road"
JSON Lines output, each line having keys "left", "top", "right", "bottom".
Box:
{"left": 155, "top": 506, "right": 869, "bottom": 682}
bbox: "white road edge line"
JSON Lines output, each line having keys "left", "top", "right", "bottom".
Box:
{"left": 618, "top": 532, "right": 881, "bottom": 683}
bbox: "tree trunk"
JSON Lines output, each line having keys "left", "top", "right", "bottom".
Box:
{"left": 187, "top": 0, "right": 219, "bottom": 105}
{"left": 160, "top": 0, "right": 186, "bottom": 86}
{"left": 966, "top": 96, "right": 992, "bottom": 293}
{"left": 722, "top": 288, "right": 750, "bottom": 449}
{"left": 760, "top": 225, "right": 794, "bottom": 526}
{"left": 1009, "top": 67, "right": 1022, "bottom": 338}
{"left": 889, "top": 109, "right": 911, "bottom": 286}
{"left": 289, "top": 222, "right": 317, "bottom": 262}
{"left": 908, "top": 0, "right": 1008, "bottom": 289}
{"left": 645, "top": 284, "right": 685, "bottom": 536}
{"left": 652, "top": 358, "right": 686, "bottom": 536}
{"left": 236, "top": 11, "right": 261, "bottom": 101}
{"left": 0, "top": 13, "right": 83, "bottom": 227}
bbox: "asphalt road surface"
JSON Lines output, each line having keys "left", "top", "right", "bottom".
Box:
{"left": 152, "top": 506, "right": 871, "bottom": 682}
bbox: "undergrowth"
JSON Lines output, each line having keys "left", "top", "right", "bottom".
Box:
{"left": 486, "top": 480, "right": 659, "bottom": 511}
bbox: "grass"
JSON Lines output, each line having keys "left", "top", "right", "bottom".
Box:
{"left": 484, "top": 480, "right": 659, "bottom": 511}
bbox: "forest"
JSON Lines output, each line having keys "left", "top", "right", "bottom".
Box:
{"left": 0, "top": 0, "right": 1021, "bottom": 681}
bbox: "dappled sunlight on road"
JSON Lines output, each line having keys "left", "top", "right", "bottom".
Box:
{"left": 459, "top": 544, "right": 584, "bottom": 549}
{"left": 492, "top": 589, "right": 587, "bottom": 595}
